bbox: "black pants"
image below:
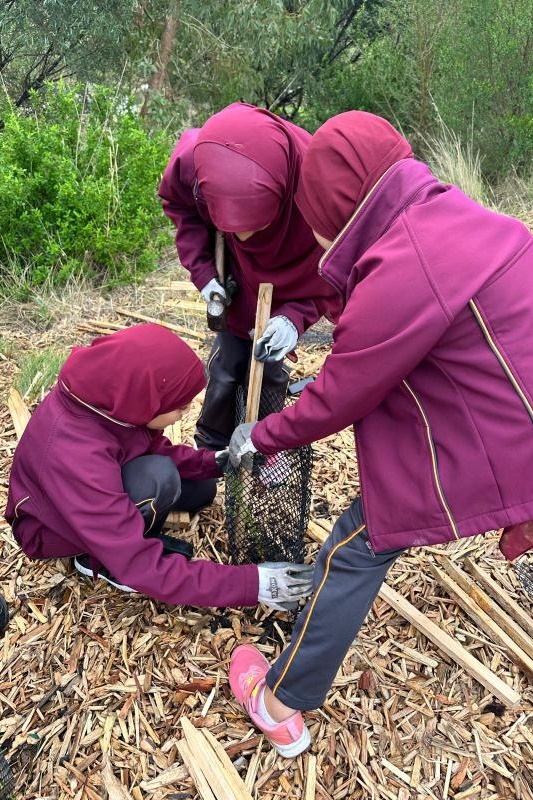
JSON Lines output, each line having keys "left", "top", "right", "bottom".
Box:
{"left": 266, "top": 497, "right": 406, "bottom": 709}
{"left": 121, "top": 455, "right": 217, "bottom": 536}
{"left": 195, "top": 331, "right": 290, "bottom": 451}
{"left": 0, "top": 594, "right": 9, "bottom": 633}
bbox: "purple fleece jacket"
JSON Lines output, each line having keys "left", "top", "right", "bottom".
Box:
{"left": 252, "top": 159, "right": 533, "bottom": 552}
{"left": 5, "top": 384, "right": 258, "bottom": 607}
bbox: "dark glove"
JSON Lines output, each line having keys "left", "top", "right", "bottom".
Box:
{"left": 229, "top": 422, "right": 257, "bottom": 469}
{"left": 254, "top": 316, "right": 298, "bottom": 362}
{"left": 215, "top": 448, "right": 230, "bottom": 472}
{"left": 257, "top": 562, "right": 314, "bottom": 611}
{"left": 224, "top": 273, "right": 238, "bottom": 303}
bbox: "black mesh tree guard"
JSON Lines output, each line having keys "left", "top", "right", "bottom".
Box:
{"left": 0, "top": 752, "right": 14, "bottom": 800}
{"left": 225, "top": 386, "right": 312, "bottom": 565}
{"left": 516, "top": 555, "right": 533, "bottom": 600}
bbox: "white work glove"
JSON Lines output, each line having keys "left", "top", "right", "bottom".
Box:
{"left": 254, "top": 315, "right": 298, "bottom": 362}
{"left": 229, "top": 422, "right": 257, "bottom": 469}
{"left": 257, "top": 562, "right": 314, "bottom": 612}
{"left": 200, "top": 277, "right": 226, "bottom": 304}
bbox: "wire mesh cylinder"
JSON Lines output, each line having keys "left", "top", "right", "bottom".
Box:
{"left": 516, "top": 555, "right": 533, "bottom": 600}
{"left": 0, "top": 752, "right": 14, "bottom": 800}
{"left": 225, "top": 387, "right": 312, "bottom": 565}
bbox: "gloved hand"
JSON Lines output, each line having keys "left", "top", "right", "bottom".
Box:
{"left": 229, "top": 422, "right": 257, "bottom": 469}
{"left": 257, "top": 562, "right": 314, "bottom": 611}
{"left": 200, "top": 277, "right": 227, "bottom": 304}
{"left": 254, "top": 316, "right": 298, "bottom": 362}
{"left": 214, "top": 448, "right": 230, "bottom": 472}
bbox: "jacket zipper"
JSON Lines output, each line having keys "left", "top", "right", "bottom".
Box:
{"left": 402, "top": 379, "right": 461, "bottom": 540}
{"left": 470, "top": 299, "right": 533, "bottom": 423}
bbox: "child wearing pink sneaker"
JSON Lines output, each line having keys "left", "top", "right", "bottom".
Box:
{"left": 228, "top": 111, "right": 533, "bottom": 756}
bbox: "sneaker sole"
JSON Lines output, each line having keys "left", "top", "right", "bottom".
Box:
{"left": 74, "top": 558, "right": 137, "bottom": 593}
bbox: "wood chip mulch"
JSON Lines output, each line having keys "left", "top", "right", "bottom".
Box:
{"left": 0, "top": 260, "right": 532, "bottom": 800}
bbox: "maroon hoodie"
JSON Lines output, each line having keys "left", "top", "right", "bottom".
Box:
{"left": 158, "top": 103, "right": 342, "bottom": 338}
{"left": 5, "top": 325, "right": 258, "bottom": 607}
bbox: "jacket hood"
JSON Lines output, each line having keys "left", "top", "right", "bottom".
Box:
{"left": 295, "top": 110, "right": 413, "bottom": 241}
{"left": 59, "top": 324, "right": 206, "bottom": 425}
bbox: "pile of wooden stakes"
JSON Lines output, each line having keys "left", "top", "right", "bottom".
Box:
{"left": 308, "top": 520, "right": 532, "bottom": 709}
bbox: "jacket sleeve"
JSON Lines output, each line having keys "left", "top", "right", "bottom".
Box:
{"left": 252, "top": 230, "right": 453, "bottom": 454}
{"left": 43, "top": 442, "right": 258, "bottom": 608}
{"left": 149, "top": 432, "right": 221, "bottom": 479}
{"left": 158, "top": 130, "right": 217, "bottom": 292}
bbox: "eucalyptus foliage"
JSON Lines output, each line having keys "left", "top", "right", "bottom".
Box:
{"left": 133, "top": 0, "right": 381, "bottom": 125}
{"left": 0, "top": 0, "right": 136, "bottom": 113}
{"left": 334, "top": 0, "right": 533, "bottom": 176}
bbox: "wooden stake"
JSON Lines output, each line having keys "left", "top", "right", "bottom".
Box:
{"left": 379, "top": 582, "right": 521, "bottom": 707}
{"left": 429, "top": 557, "right": 533, "bottom": 677}
{"left": 305, "top": 520, "right": 521, "bottom": 707}
{"left": 114, "top": 307, "right": 205, "bottom": 341}
{"left": 215, "top": 230, "right": 225, "bottom": 285}
{"left": 8, "top": 387, "right": 31, "bottom": 439}
{"left": 177, "top": 739, "right": 216, "bottom": 800}
{"left": 180, "top": 718, "right": 253, "bottom": 800}
{"left": 201, "top": 728, "right": 255, "bottom": 800}
{"left": 245, "top": 283, "right": 273, "bottom": 423}
{"left": 440, "top": 555, "right": 533, "bottom": 657}
{"left": 463, "top": 557, "right": 533, "bottom": 640}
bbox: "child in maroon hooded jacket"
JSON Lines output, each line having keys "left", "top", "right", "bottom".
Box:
{"left": 226, "top": 112, "right": 533, "bottom": 758}
{"left": 5, "top": 324, "right": 313, "bottom": 610}
{"left": 158, "top": 102, "right": 341, "bottom": 452}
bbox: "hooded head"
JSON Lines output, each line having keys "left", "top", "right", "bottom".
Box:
{"left": 193, "top": 103, "right": 293, "bottom": 233}
{"left": 295, "top": 111, "right": 413, "bottom": 242}
{"left": 59, "top": 324, "right": 206, "bottom": 426}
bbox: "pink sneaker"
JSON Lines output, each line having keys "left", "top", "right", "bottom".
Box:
{"left": 229, "top": 644, "right": 311, "bottom": 758}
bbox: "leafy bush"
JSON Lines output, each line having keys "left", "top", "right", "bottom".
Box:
{"left": 0, "top": 82, "right": 171, "bottom": 298}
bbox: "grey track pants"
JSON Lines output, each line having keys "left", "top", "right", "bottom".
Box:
{"left": 266, "top": 497, "right": 405, "bottom": 709}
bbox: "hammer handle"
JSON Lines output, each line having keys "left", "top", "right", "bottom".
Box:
{"left": 215, "top": 230, "right": 225, "bottom": 284}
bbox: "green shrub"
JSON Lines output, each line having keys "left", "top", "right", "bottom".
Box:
{"left": 0, "top": 83, "right": 171, "bottom": 299}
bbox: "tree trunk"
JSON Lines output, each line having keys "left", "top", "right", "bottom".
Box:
{"left": 140, "top": 0, "right": 179, "bottom": 117}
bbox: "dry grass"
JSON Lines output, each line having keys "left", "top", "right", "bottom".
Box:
{"left": 1, "top": 257, "right": 533, "bottom": 800}
{"left": 422, "top": 121, "right": 491, "bottom": 208}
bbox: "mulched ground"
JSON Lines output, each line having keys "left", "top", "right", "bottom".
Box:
{"left": 0, "top": 256, "right": 532, "bottom": 800}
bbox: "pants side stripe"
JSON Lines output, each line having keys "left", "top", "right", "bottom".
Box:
{"left": 272, "top": 523, "right": 365, "bottom": 696}
{"left": 135, "top": 497, "right": 157, "bottom": 533}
